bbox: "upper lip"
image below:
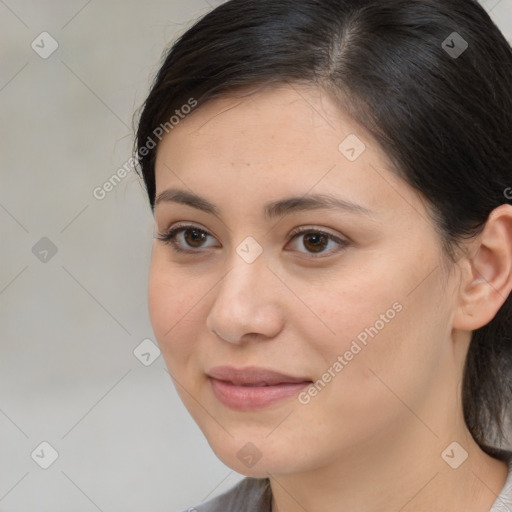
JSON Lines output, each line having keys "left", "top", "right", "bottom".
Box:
{"left": 207, "top": 365, "right": 312, "bottom": 386}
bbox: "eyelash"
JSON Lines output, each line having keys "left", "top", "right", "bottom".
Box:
{"left": 155, "top": 223, "right": 349, "bottom": 258}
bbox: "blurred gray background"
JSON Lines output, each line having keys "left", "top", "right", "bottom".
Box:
{"left": 1, "top": 1, "right": 511, "bottom": 510}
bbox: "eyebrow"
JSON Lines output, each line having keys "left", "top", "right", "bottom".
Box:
{"left": 154, "top": 188, "right": 376, "bottom": 220}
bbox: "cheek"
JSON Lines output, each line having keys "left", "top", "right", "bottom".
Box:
{"left": 147, "top": 252, "right": 202, "bottom": 364}
{"left": 290, "top": 265, "right": 403, "bottom": 361}
{"left": 293, "top": 256, "right": 447, "bottom": 406}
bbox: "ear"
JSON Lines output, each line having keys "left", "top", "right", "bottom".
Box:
{"left": 453, "top": 204, "right": 512, "bottom": 331}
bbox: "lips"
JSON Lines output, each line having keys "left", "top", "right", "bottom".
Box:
{"left": 207, "top": 365, "right": 313, "bottom": 410}
{"left": 207, "top": 365, "right": 312, "bottom": 386}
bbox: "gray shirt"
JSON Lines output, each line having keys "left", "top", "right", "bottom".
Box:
{"left": 181, "top": 454, "right": 512, "bottom": 512}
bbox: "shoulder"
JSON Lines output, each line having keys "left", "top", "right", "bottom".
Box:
{"left": 177, "top": 477, "right": 271, "bottom": 512}
{"left": 490, "top": 450, "right": 512, "bottom": 512}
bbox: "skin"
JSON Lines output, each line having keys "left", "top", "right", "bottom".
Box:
{"left": 148, "top": 83, "right": 512, "bottom": 512}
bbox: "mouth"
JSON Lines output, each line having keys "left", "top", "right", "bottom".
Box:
{"left": 207, "top": 365, "right": 312, "bottom": 385}
{"left": 207, "top": 365, "right": 313, "bottom": 410}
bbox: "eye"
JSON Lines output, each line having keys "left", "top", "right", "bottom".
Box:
{"left": 155, "top": 223, "right": 219, "bottom": 253}
{"left": 155, "top": 223, "right": 349, "bottom": 257}
{"left": 286, "top": 227, "right": 349, "bottom": 258}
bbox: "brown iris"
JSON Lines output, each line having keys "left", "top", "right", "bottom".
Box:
{"left": 184, "top": 228, "right": 207, "bottom": 248}
{"left": 302, "top": 232, "right": 328, "bottom": 253}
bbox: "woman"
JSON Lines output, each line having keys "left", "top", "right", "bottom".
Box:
{"left": 135, "top": 0, "right": 512, "bottom": 510}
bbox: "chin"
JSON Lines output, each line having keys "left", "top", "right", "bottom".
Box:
{"left": 207, "top": 438, "right": 303, "bottom": 479}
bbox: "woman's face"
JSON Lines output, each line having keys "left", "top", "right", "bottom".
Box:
{"left": 149, "top": 84, "right": 462, "bottom": 477}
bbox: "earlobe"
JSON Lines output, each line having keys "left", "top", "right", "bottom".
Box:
{"left": 453, "top": 204, "right": 512, "bottom": 331}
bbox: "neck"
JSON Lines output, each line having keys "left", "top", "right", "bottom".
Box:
{"left": 269, "top": 418, "right": 508, "bottom": 512}
{"left": 269, "top": 331, "right": 509, "bottom": 512}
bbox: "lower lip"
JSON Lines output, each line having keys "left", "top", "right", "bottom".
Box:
{"left": 208, "top": 377, "right": 311, "bottom": 410}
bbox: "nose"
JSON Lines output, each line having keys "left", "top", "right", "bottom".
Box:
{"left": 205, "top": 253, "right": 285, "bottom": 344}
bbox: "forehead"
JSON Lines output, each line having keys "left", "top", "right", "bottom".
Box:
{"left": 153, "top": 83, "right": 426, "bottom": 226}
{"left": 163, "top": 83, "right": 359, "bottom": 141}
{"left": 155, "top": 84, "right": 385, "bottom": 171}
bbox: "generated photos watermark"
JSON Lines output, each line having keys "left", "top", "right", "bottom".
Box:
{"left": 298, "top": 301, "right": 403, "bottom": 404}
{"left": 92, "top": 97, "right": 198, "bottom": 200}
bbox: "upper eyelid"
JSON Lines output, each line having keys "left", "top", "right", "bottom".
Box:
{"left": 166, "top": 222, "right": 220, "bottom": 242}
{"left": 165, "top": 222, "right": 344, "bottom": 240}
